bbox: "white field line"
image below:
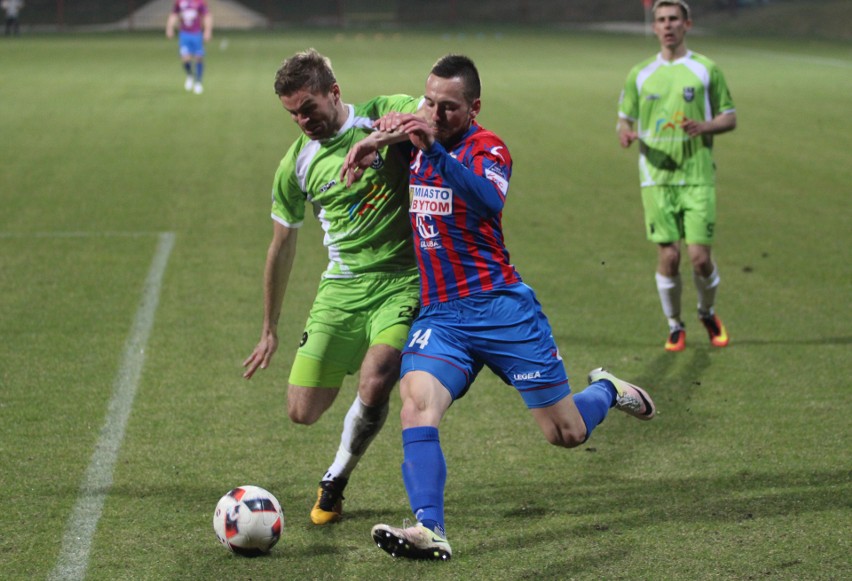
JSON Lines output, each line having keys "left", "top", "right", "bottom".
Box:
{"left": 48, "top": 231, "right": 176, "bottom": 581}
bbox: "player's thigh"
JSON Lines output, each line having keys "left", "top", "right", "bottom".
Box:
{"left": 289, "top": 280, "right": 375, "bottom": 388}
{"left": 365, "top": 273, "right": 420, "bottom": 350}
{"left": 400, "top": 305, "right": 481, "bottom": 402}
{"left": 682, "top": 185, "right": 716, "bottom": 245}
{"left": 642, "top": 185, "right": 683, "bottom": 243}
{"left": 477, "top": 285, "right": 571, "bottom": 410}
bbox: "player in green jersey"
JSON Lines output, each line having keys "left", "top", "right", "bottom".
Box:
{"left": 617, "top": 0, "right": 737, "bottom": 352}
{"left": 242, "top": 49, "right": 421, "bottom": 525}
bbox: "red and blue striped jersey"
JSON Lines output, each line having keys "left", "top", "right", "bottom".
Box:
{"left": 409, "top": 122, "right": 521, "bottom": 306}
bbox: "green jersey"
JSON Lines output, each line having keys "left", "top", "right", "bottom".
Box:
{"left": 271, "top": 95, "right": 420, "bottom": 278}
{"left": 619, "top": 51, "right": 735, "bottom": 187}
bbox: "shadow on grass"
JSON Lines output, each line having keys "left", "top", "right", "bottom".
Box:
{"left": 485, "top": 467, "right": 849, "bottom": 542}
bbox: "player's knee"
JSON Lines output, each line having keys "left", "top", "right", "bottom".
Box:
{"left": 287, "top": 402, "right": 323, "bottom": 425}
{"left": 358, "top": 374, "right": 395, "bottom": 407}
{"left": 543, "top": 424, "right": 586, "bottom": 448}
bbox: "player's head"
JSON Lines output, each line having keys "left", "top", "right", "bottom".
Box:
{"left": 652, "top": 0, "right": 692, "bottom": 52}
{"left": 424, "top": 54, "right": 482, "bottom": 147}
{"left": 652, "top": 0, "right": 690, "bottom": 20}
{"left": 274, "top": 48, "right": 345, "bottom": 140}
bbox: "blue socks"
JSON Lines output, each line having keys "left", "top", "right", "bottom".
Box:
{"left": 401, "top": 426, "right": 446, "bottom": 534}
{"left": 573, "top": 380, "right": 617, "bottom": 441}
{"left": 195, "top": 61, "right": 204, "bottom": 82}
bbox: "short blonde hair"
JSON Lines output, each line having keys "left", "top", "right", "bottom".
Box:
{"left": 652, "top": 0, "right": 691, "bottom": 20}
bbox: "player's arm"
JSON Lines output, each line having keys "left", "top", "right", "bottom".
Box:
{"left": 681, "top": 111, "right": 736, "bottom": 138}
{"left": 422, "top": 139, "right": 507, "bottom": 216}
{"left": 391, "top": 114, "right": 507, "bottom": 215}
{"left": 617, "top": 116, "right": 638, "bottom": 148}
{"left": 165, "top": 12, "right": 178, "bottom": 38}
{"left": 340, "top": 128, "right": 409, "bottom": 187}
{"left": 339, "top": 107, "right": 426, "bottom": 187}
{"left": 243, "top": 221, "right": 298, "bottom": 379}
{"left": 202, "top": 11, "right": 213, "bottom": 42}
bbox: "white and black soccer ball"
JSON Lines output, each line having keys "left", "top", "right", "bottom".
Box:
{"left": 213, "top": 485, "right": 284, "bottom": 556}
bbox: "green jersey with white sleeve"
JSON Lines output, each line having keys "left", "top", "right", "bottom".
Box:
{"left": 271, "top": 94, "right": 420, "bottom": 278}
{"left": 619, "top": 51, "right": 735, "bottom": 187}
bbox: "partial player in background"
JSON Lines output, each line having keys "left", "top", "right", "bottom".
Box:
{"left": 617, "top": 0, "right": 736, "bottom": 352}
{"left": 2, "top": 0, "right": 23, "bottom": 36}
{"left": 166, "top": 0, "right": 212, "bottom": 94}
{"left": 342, "top": 54, "right": 656, "bottom": 561}
{"left": 242, "top": 49, "right": 422, "bottom": 526}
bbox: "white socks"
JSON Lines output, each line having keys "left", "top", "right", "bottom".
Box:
{"left": 655, "top": 272, "right": 683, "bottom": 329}
{"left": 693, "top": 265, "right": 720, "bottom": 318}
{"left": 323, "top": 396, "right": 389, "bottom": 482}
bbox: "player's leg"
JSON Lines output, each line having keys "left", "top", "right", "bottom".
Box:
{"left": 312, "top": 342, "right": 398, "bottom": 525}
{"left": 372, "top": 369, "right": 453, "bottom": 560}
{"left": 684, "top": 186, "right": 729, "bottom": 347}
{"left": 373, "top": 306, "right": 469, "bottom": 560}
{"left": 644, "top": 185, "right": 688, "bottom": 350}
{"left": 313, "top": 275, "right": 418, "bottom": 525}
{"left": 192, "top": 55, "right": 204, "bottom": 93}
{"left": 177, "top": 33, "right": 194, "bottom": 90}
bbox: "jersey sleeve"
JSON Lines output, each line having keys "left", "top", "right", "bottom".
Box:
{"left": 618, "top": 67, "right": 640, "bottom": 122}
{"left": 361, "top": 94, "right": 422, "bottom": 118}
{"left": 270, "top": 150, "right": 306, "bottom": 228}
{"left": 423, "top": 131, "right": 512, "bottom": 217}
{"left": 709, "top": 65, "right": 735, "bottom": 116}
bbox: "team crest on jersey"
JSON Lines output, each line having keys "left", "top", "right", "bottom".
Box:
{"left": 683, "top": 87, "right": 695, "bottom": 102}
{"left": 410, "top": 185, "right": 453, "bottom": 215}
{"left": 371, "top": 152, "right": 384, "bottom": 170}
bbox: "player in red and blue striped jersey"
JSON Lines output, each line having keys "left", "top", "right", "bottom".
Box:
{"left": 343, "top": 55, "right": 657, "bottom": 561}
{"left": 408, "top": 117, "right": 518, "bottom": 305}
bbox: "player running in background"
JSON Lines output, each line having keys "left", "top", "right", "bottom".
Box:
{"left": 166, "top": 0, "right": 212, "bottom": 95}
{"left": 617, "top": 0, "right": 737, "bottom": 352}
{"left": 242, "top": 49, "right": 422, "bottom": 526}
{"left": 341, "top": 54, "right": 656, "bottom": 561}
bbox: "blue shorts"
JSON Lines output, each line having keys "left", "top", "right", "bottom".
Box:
{"left": 178, "top": 31, "right": 205, "bottom": 58}
{"left": 400, "top": 284, "right": 571, "bottom": 409}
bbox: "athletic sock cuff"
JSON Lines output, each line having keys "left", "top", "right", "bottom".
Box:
{"left": 402, "top": 426, "right": 439, "bottom": 445}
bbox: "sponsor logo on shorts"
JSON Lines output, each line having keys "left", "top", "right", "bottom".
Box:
{"left": 300, "top": 331, "right": 308, "bottom": 347}
{"left": 513, "top": 370, "right": 542, "bottom": 381}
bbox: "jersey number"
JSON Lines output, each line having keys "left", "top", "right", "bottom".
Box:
{"left": 408, "top": 328, "right": 432, "bottom": 349}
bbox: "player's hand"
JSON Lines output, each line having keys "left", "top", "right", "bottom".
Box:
{"left": 391, "top": 113, "right": 435, "bottom": 151}
{"left": 680, "top": 118, "right": 705, "bottom": 137}
{"left": 341, "top": 136, "right": 379, "bottom": 187}
{"left": 242, "top": 333, "right": 278, "bottom": 379}
{"left": 619, "top": 129, "right": 638, "bottom": 148}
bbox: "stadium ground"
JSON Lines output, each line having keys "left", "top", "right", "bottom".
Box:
{"left": 0, "top": 29, "right": 849, "bottom": 580}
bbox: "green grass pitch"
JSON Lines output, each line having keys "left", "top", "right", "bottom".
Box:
{"left": 0, "top": 29, "right": 850, "bottom": 580}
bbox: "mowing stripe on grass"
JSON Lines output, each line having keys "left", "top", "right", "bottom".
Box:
{"left": 49, "top": 232, "right": 176, "bottom": 581}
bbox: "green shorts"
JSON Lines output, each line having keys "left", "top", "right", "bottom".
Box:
{"left": 641, "top": 185, "right": 716, "bottom": 245}
{"left": 288, "top": 272, "right": 420, "bottom": 388}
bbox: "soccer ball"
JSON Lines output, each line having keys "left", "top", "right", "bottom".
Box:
{"left": 213, "top": 485, "right": 284, "bottom": 556}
